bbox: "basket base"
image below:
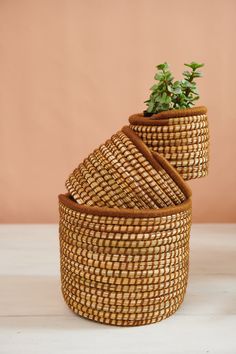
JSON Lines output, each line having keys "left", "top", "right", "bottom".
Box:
{"left": 61, "top": 286, "right": 187, "bottom": 327}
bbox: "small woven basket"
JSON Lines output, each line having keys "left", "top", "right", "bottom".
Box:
{"left": 59, "top": 126, "right": 192, "bottom": 326}
{"left": 129, "top": 106, "right": 209, "bottom": 180}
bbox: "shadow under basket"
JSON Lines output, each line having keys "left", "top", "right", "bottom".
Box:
{"left": 58, "top": 193, "right": 192, "bottom": 326}
{"left": 129, "top": 106, "right": 209, "bottom": 180}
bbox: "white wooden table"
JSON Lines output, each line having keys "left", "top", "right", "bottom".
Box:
{"left": 0, "top": 224, "right": 236, "bottom": 354}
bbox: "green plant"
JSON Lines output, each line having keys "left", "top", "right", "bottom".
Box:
{"left": 144, "top": 62, "right": 204, "bottom": 115}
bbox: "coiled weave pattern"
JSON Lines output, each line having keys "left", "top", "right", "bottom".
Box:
{"left": 129, "top": 106, "right": 209, "bottom": 180}
{"left": 59, "top": 126, "right": 192, "bottom": 326}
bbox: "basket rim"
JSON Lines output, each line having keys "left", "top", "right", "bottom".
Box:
{"left": 129, "top": 106, "right": 207, "bottom": 126}
{"left": 58, "top": 193, "right": 191, "bottom": 218}
{"left": 122, "top": 126, "right": 192, "bottom": 199}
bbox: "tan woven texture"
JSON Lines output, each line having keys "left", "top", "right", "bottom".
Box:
{"left": 59, "top": 125, "right": 192, "bottom": 326}
{"left": 129, "top": 106, "right": 209, "bottom": 180}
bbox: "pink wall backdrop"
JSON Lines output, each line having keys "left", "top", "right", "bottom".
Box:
{"left": 1, "top": 0, "right": 236, "bottom": 223}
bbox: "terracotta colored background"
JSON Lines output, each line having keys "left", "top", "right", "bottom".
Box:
{"left": 1, "top": 0, "right": 236, "bottom": 223}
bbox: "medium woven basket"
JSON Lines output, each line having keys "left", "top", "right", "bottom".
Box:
{"left": 129, "top": 106, "right": 209, "bottom": 180}
{"left": 59, "top": 126, "right": 192, "bottom": 326}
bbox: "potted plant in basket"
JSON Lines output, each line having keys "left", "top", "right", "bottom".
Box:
{"left": 129, "top": 62, "right": 209, "bottom": 180}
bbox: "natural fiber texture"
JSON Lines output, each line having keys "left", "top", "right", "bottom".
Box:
{"left": 129, "top": 106, "right": 209, "bottom": 180}
{"left": 65, "top": 126, "right": 191, "bottom": 209}
{"left": 59, "top": 194, "right": 191, "bottom": 326}
{"left": 59, "top": 126, "right": 192, "bottom": 326}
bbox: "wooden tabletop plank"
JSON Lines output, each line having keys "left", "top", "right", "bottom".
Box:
{"left": 0, "top": 224, "right": 236, "bottom": 354}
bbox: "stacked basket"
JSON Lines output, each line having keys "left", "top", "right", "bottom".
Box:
{"left": 129, "top": 106, "right": 209, "bottom": 180}
{"left": 59, "top": 126, "right": 192, "bottom": 326}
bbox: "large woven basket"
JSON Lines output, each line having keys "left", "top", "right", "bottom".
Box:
{"left": 129, "top": 106, "right": 209, "bottom": 180}
{"left": 59, "top": 126, "right": 192, "bottom": 326}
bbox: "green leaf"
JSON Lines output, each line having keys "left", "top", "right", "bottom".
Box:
{"left": 156, "top": 62, "right": 169, "bottom": 71}
{"left": 150, "top": 84, "right": 158, "bottom": 91}
{"left": 182, "top": 70, "right": 191, "bottom": 78}
{"left": 192, "top": 71, "right": 203, "bottom": 78}
{"left": 184, "top": 62, "right": 204, "bottom": 70}
{"left": 147, "top": 100, "right": 155, "bottom": 112}
{"left": 154, "top": 73, "right": 162, "bottom": 81}
{"left": 165, "top": 71, "right": 173, "bottom": 80}
{"left": 182, "top": 80, "right": 196, "bottom": 88}
{"left": 160, "top": 92, "right": 171, "bottom": 104}
{"left": 172, "top": 87, "right": 182, "bottom": 94}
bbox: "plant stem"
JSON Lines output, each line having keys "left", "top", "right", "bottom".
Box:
{"left": 185, "top": 70, "right": 195, "bottom": 98}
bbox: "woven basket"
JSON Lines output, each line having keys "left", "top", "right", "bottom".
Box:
{"left": 129, "top": 106, "right": 209, "bottom": 180}
{"left": 59, "top": 126, "right": 192, "bottom": 326}
{"left": 65, "top": 126, "right": 190, "bottom": 209}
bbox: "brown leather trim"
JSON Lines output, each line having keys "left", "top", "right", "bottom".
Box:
{"left": 129, "top": 106, "right": 207, "bottom": 126}
{"left": 121, "top": 126, "right": 192, "bottom": 199}
{"left": 152, "top": 152, "right": 192, "bottom": 199}
{"left": 58, "top": 193, "right": 192, "bottom": 218}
